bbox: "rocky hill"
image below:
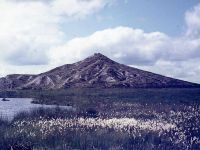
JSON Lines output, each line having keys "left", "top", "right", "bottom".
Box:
{"left": 0, "top": 53, "right": 199, "bottom": 90}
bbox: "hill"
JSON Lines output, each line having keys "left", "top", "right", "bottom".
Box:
{"left": 0, "top": 53, "right": 199, "bottom": 90}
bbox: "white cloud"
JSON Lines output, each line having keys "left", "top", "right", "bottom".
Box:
{"left": 0, "top": 62, "right": 53, "bottom": 77}
{"left": 51, "top": 0, "right": 112, "bottom": 19}
{"left": 133, "top": 59, "right": 200, "bottom": 83}
{"left": 185, "top": 3, "right": 200, "bottom": 37}
{"left": 49, "top": 27, "right": 170, "bottom": 65}
{"left": 0, "top": 0, "right": 62, "bottom": 65}
{"left": 49, "top": 25, "right": 200, "bottom": 66}
{"left": 0, "top": 0, "right": 111, "bottom": 65}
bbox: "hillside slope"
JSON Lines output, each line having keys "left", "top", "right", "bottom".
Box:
{"left": 0, "top": 53, "right": 199, "bottom": 90}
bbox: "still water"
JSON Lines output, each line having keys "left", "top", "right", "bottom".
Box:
{"left": 0, "top": 98, "right": 71, "bottom": 120}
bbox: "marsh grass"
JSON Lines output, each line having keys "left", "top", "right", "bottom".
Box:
{"left": 0, "top": 102, "right": 199, "bottom": 150}
{"left": 0, "top": 88, "right": 199, "bottom": 149}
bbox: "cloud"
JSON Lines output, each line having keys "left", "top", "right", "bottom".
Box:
{"left": 0, "top": 0, "right": 111, "bottom": 65}
{"left": 49, "top": 27, "right": 171, "bottom": 65}
{"left": 0, "top": 0, "right": 61, "bottom": 65}
{"left": 51, "top": 0, "right": 112, "bottom": 19}
{"left": 0, "top": 62, "right": 52, "bottom": 77}
{"left": 49, "top": 25, "right": 200, "bottom": 66}
{"left": 185, "top": 3, "right": 200, "bottom": 37}
{"left": 134, "top": 59, "right": 200, "bottom": 83}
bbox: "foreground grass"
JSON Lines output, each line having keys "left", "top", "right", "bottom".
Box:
{"left": 0, "top": 88, "right": 200, "bottom": 149}
{"left": 0, "top": 101, "right": 200, "bottom": 150}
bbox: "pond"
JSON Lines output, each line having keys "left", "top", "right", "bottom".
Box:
{"left": 0, "top": 98, "right": 72, "bottom": 120}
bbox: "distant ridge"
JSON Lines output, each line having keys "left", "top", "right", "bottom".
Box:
{"left": 0, "top": 53, "right": 199, "bottom": 90}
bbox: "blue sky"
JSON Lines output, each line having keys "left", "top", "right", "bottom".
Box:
{"left": 63, "top": 0, "right": 200, "bottom": 39}
{"left": 0, "top": 0, "right": 200, "bottom": 83}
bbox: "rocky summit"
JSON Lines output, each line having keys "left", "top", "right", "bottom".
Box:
{"left": 0, "top": 53, "right": 199, "bottom": 90}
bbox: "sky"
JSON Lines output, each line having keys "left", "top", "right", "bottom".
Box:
{"left": 0, "top": 0, "right": 200, "bottom": 83}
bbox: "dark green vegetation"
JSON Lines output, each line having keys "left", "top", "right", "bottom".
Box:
{"left": 0, "top": 88, "right": 200, "bottom": 149}
{"left": 1, "top": 88, "right": 200, "bottom": 105}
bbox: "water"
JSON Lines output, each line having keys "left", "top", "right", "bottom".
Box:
{"left": 0, "top": 98, "right": 72, "bottom": 120}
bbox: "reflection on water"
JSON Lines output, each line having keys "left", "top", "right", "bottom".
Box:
{"left": 0, "top": 98, "right": 72, "bottom": 120}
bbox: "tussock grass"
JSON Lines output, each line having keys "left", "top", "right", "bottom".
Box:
{"left": 0, "top": 103, "right": 199, "bottom": 150}
{"left": 0, "top": 88, "right": 199, "bottom": 149}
